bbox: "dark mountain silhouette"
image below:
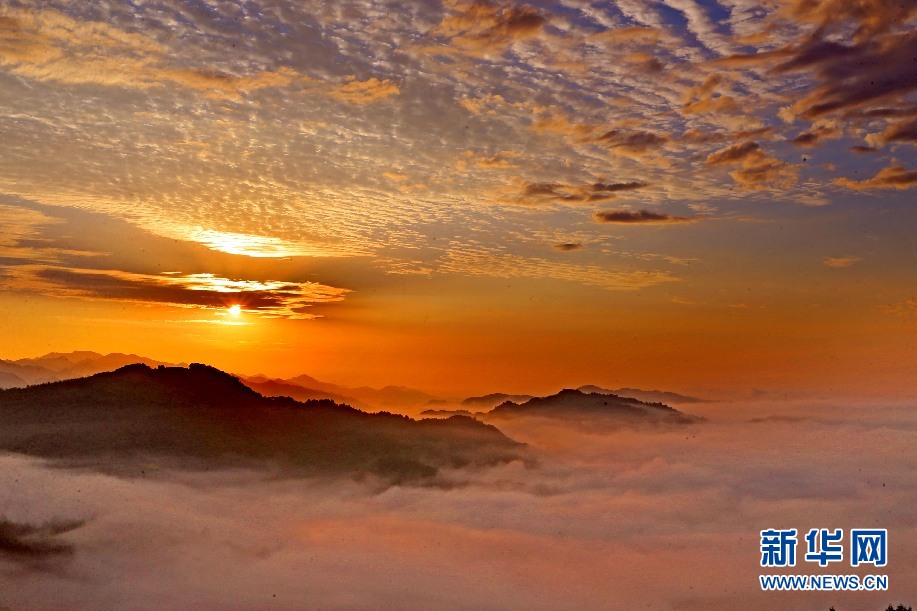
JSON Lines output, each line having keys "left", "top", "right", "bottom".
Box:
{"left": 456, "top": 387, "right": 708, "bottom": 412}
{"left": 576, "top": 385, "right": 707, "bottom": 404}
{"left": 0, "top": 364, "right": 524, "bottom": 483}
{"left": 4, "top": 351, "right": 443, "bottom": 411}
{"left": 461, "top": 393, "right": 535, "bottom": 409}
{"left": 481, "top": 389, "right": 703, "bottom": 428}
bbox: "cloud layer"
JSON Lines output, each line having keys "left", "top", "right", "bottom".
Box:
{"left": 1, "top": 0, "right": 914, "bottom": 298}
{"left": 0, "top": 398, "right": 913, "bottom": 609}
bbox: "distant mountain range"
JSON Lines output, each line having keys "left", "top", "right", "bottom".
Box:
{"left": 243, "top": 372, "right": 436, "bottom": 412}
{"left": 240, "top": 378, "right": 374, "bottom": 411}
{"left": 420, "top": 408, "right": 478, "bottom": 418}
{"left": 461, "top": 393, "right": 536, "bottom": 409}
{"left": 0, "top": 364, "right": 523, "bottom": 483}
{"left": 457, "top": 387, "right": 706, "bottom": 411}
{"left": 1, "top": 352, "right": 708, "bottom": 417}
{"left": 0, "top": 351, "right": 179, "bottom": 387}
{"left": 423, "top": 389, "right": 703, "bottom": 428}
{"left": 575, "top": 385, "right": 706, "bottom": 404}
{"left": 0, "top": 353, "right": 704, "bottom": 484}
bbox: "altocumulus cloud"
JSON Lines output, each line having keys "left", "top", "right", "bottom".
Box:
{"left": 593, "top": 210, "right": 695, "bottom": 225}
{"left": 835, "top": 165, "right": 917, "bottom": 190}
{"left": 428, "top": 1, "right": 548, "bottom": 56}
{"left": 705, "top": 141, "right": 797, "bottom": 190}
{"left": 503, "top": 180, "right": 650, "bottom": 206}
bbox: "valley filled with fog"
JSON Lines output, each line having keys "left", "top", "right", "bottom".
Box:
{"left": 2, "top": 397, "right": 914, "bottom": 610}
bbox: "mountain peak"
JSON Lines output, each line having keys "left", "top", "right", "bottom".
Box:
{"left": 484, "top": 387, "right": 703, "bottom": 427}
{"left": 92, "top": 362, "right": 264, "bottom": 408}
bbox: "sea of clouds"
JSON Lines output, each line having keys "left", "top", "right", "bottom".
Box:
{"left": 1, "top": 399, "right": 914, "bottom": 609}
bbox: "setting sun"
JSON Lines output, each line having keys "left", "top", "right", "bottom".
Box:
{"left": 228, "top": 305, "right": 241, "bottom": 317}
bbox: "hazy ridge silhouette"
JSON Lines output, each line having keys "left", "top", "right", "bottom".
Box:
{"left": 485, "top": 388, "right": 703, "bottom": 425}
{"left": 424, "top": 389, "right": 703, "bottom": 429}
{"left": 0, "top": 351, "right": 179, "bottom": 386}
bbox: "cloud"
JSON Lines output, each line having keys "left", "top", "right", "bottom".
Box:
{"left": 0, "top": 203, "right": 97, "bottom": 262}
{"left": 529, "top": 113, "right": 597, "bottom": 142}
{"left": 0, "top": 7, "right": 394, "bottom": 107}
{"left": 329, "top": 77, "right": 400, "bottom": 105}
{"left": 0, "top": 201, "right": 352, "bottom": 320}
{"left": 866, "top": 116, "right": 917, "bottom": 147}
{"left": 835, "top": 165, "right": 917, "bottom": 190}
{"left": 1, "top": 266, "right": 348, "bottom": 319}
{"left": 0, "top": 8, "right": 306, "bottom": 99}
{"left": 705, "top": 142, "right": 797, "bottom": 190}
{"left": 767, "top": 8, "right": 917, "bottom": 124}
{"left": 527, "top": 112, "right": 670, "bottom": 161}
{"left": 432, "top": 1, "right": 547, "bottom": 56}
{"left": 591, "top": 181, "right": 650, "bottom": 193}
{"left": 474, "top": 152, "right": 518, "bottom": 170}
{"left": 593, "top": 210, "right": 694, "bottom": 225}
{"left": 0, "top": 517, "right": 83, "bottom": 560}
{"left": 681, "top": 127, "right": 775, "bottom": 146}
{"left": 189, "top": 229, "right": 339, "bottom": 258}
{"left": 595, "top": 129, "right": 669, "bottom": 156}
{"left": 503, "top": 180, "right": 650, "bottom": 206}
{"left": 681, "top": 74, "right": 740, "bottom": 116}
{"left": 823, "top": 256, "right": 860, "bottom": 268}
{"left": 729, "top": 159, "right": 798, "bottom": 190}
{"left": 456, "top": 150, "right": 520, "bottom": 171}
{"left": 790, "top": 126, "right": 838, "bottom": 147}
{"left": 551, "top": 243, "right": 582, "bottom": 252}
{"left": 456, "top": 93, "right": 522, "bottom": 116}
{"left": 848, "top": 145, "right": 879, "bottom": 154}
{"left": 1, "top": 0, "right": 915, "bottom": 305}
{"left": 706, "top": 0, "right": 915, "bottom": 171}
{"left": 705, "top": 141, "right": 762, "bottom": 166}
{"left": 441, "top": 245, "right": 678, "bottom": 290}
{"left": 0, "top": 399, "right": 914, "bottom": 609}
{"left": 779, "top": 0, "right": 914, "bottom": 43}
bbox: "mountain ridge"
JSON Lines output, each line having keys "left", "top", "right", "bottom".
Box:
{"left": 0, "top": 363, "right": 524, "bottom": 483}
{"left": 482, "top": 388, "right": 704, "bottom": 427}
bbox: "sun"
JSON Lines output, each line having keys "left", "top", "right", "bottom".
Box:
{"left": 228, "top": 304, "right": 242, "bottom": 317}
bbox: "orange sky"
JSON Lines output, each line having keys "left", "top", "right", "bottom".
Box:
{"left": 1, "top": 0, "right": 915, "bottom": 399}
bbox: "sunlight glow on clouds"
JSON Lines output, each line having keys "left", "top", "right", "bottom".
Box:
{"left": 1, "top": 266, "right": 347, "bottom": 319}
{"left": 0, "top": 0, "right": 915, "bottom": 392}
{"left": 189, "top": 228, "right": 343, "bottom": 259}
